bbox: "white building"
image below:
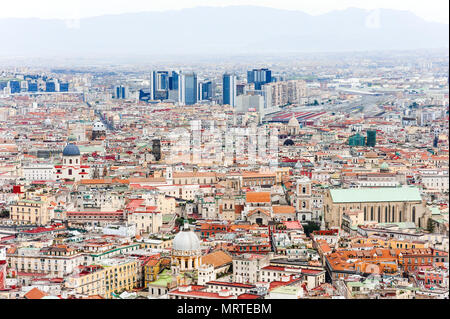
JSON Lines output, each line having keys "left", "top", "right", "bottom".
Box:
{"left": 22, "top": 164, "right": 55, "bottom": 181}
{"left": 102, "top": 223, "right": 136, "bottom": 238}
{"left": 419, "top": 169, "right": 449, "bottom": 193}
{"left": 232, "top": 253, "right": 271, "bottom": 284}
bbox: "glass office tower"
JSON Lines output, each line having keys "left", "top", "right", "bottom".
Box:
{"left": 223, "top": 73, "right": 236, "bottom": 107}
{"left": 247, "top": 68, "right": 272, "bottom": 90}
{"left": 9, "top": 80, "right": 21, "bottom": 93}
{"left": 150, "top": 71, "right": 170, "bottom": 100}
{"left": 183, "top": 72, "right": 197, "bottom": 105}
{"left": 200, "top": 81, "right": 214, "bottom": 100}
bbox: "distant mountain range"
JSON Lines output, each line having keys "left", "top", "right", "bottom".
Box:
{"left": 0, "top": 6, "right": 448, "bottom": 57}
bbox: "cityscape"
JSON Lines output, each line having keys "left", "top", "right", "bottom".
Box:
{"left": 0, "top": 1, "right": 448, "bottom": 306}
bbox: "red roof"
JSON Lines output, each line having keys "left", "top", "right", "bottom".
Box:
{"left": 237, "top": 293, "right": 260, "bottom": 299}
{"left": 24, "top": 287, "right": 48, "bottom": 299}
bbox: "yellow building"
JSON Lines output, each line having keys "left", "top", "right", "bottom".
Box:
{"left": 157, "top": 194, "right": 176, "bottom": 215}
{"left": 10, "top": 198, "right": 50, "bottom": 225}
{"left": 350, "top": 237, "right": 426, "bottom": 250}
{"left": 143, "top": 258, "right": 161, "bottom": 288}
{"left": 96, "top": 257, "right": 141, "bottom": 298}
{"left": 276, "top": 167, "right": 290, "bottom": 184}
{"left": 140, "top": 239, "right": 173, "bottom": 250}
{"left": 65, "top": 265, "right": 107, "bottom": 297}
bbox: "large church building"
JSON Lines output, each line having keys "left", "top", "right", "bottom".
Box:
{"left": 324, "top": 187, "right": 430, "bottom": 229}
{"left": 55, "top": 143, "right": 91, "bottom": 181}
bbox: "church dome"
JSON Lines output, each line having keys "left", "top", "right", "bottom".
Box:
{"left": 287, "top": 115, "right": 299, "bottom": 127}
{"left": 62, "top": 143, "right": 80, "bottom": 156}
{"left": 380, "top": 162, "right": 389, "bottom": 171}
{"left": 172, "top": 227, "right": 201, "bottom": 252}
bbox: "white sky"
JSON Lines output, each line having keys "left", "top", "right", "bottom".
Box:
{"left": 0, "top": 0, "right": 448, "bottom": 24}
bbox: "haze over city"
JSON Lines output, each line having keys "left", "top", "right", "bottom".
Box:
{"left": 0, "top": 0, "right": 448, "bottom": 308}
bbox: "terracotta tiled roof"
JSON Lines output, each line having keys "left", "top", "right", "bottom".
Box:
{"left": 24, "top": 287, "right": 48, "bottom": 299}
{"left": 246, "top": 192, "right": 271, "bottom": 203}
{"left": 272, "top": 205, "right": 296, "bottom": 214}
{"left": 201, "top": 250, "right": 232, "bottom": 268}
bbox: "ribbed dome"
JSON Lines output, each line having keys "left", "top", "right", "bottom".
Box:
{"left": 288, "top": 115, "right": 299, "bottom": 126}
{"left": 62, "top": 143, "right": 80, "bottom": 156}
{"left": 172, "top": 229, "right": 201, "bottom": 251}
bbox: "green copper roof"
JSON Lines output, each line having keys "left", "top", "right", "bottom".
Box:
{"left": 148, "top": 269, "right": 173, "bottom": 287}
{"left": 376, "top": 222, "right": 416, "bottom": 229}
{"left": 330, "top": 187, "right": 422, "bottom": 203}
{"left": 271, "top": 286, "right": 300, "bottom": 295}
{"left": 162, "top": 214, "right": 175, "bottom": 223}
{"left": 430, "top": 206, "right": 441, "bottom": 215}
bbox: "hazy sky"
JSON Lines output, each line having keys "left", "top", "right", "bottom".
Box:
{"left": 0, "top": 0, "right": 448, "bottom": 24}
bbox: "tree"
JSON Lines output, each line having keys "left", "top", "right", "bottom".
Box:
{"left": 175, "top": 217, "right": 196, "bottom": 227}
{"left": 426, "top": 218, "right": 434, "bottom": 233}
{"left": 0, "top": 209, "right": 9, "bottom": 218}
{"left": 175, "top": 217, "right": 185, "bottom": 227}
{"left": 303, "top": 221, "right": 321, "bottom": 236}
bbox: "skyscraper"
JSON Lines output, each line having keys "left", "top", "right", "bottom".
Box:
{"left": 8, "top": 80, "right": 21, "bottom": 94}
{"left": 236, "top": 83, "right": 245, "bottom": 96}
{"left": 180, "top": 72, "right": 197, "bottom": 106}
{"left": 169, "top": 71, "right": 179, "bottom": 91}
{"left": 45, "top": 80, "right": 58, "bottom": 92}
{"left": 59, "top": 82, "right": 69, "bottom": 92}
{"left": 114, "top": 85, "right": 129, "bottom": 99}
{"left": 150, "top": 71, "right": 169, "bottom": 100}
{"left": 27, "top": 81, "right": 38, "bottom": 92}
{"left": 167, "top": 71, "right": 181, "bottom": 102}
{"left": 247, "top": 68, "right": 272, "bottom": 90}
{"left": 198, "top": 81, "right": 214, "bottom": 101}
{"left": 223, "top": 73, "right": 236, "bottom": 107}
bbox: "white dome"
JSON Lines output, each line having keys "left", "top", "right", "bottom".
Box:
{"left": 288, "top": 115, "right": 299, "bottom": 127}
{"left": 92, "top": 121, "right": 106, "bottom": 131}
{"left": 172, "top": 229, "right": 201, "bottom": 251}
